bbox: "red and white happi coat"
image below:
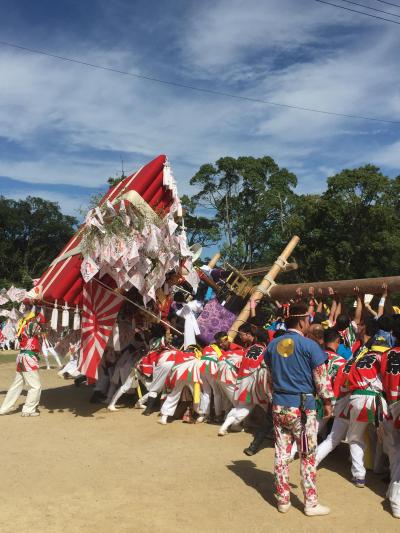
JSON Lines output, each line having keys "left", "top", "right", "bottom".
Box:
{"left": 325, "top": 349, "right": 346, "bottom": 397}
{"left": 198, "top": 344, "right": 223, "bottom": 377}
{"left": 198, "top": 342, "right": 244, "bottom": 377}
{"left": 346, "top": 348, "right": 383, "bottom": 394}
{"left": 16, "top": 321, "right": 42, "bottom": 373}
{"left": 168, "top": 351, "right": 202, "bottom": 388}
{"left": 217, "top": 345, "right": 245, "bottom": 385}
{"left": 335, "top": 346, "right": 385, "bottom": 422}
{"left": 326, "top": 349, "right": 346, "bottom": 380}
{"left": 234, "top": 343, "right": 269, "bottom": 406}
{"left": 137, "top": 348, "right": 178, "bottom": 378}
{"left": 381, "top": 346, "right": 400, "bottom": 428}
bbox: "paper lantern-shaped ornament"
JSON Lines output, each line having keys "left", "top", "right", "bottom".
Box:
{"left": 73, "top": 305, "right": 81, "bottom": 330}
{"left": 62, "top": 303, "right": 70, "bottom": 328}
{"left": 51, "top": 300, "right": 59, "bottom": 330}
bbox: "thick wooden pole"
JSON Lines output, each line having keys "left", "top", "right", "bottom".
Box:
{"left": 207, "top": 252, "right": 221, "bottom": 269}
{"left": 269, "top": 276, "right": 400, "bottom": 301}
{"left": 195, "top": 268, "right": 220, "bottom": 293}
{"left": 241, "top": 262, "right": 298, "bottom": 277}
{"left": 228, "top": 236, "right": 300, "bottom": 339}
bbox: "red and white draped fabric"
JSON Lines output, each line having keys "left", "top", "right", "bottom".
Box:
{"left": 234, "top": 343, "right": 268, "bottom": 405}
{"left": 79, "top": 280, "right": 123, "bottom": 379}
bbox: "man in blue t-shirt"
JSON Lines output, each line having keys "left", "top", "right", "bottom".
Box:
{"left": 264, "top": 303, "right": 333, "bottom": 517}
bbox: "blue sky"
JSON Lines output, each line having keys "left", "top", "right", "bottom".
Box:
{"left": 0, "top": 0, "right": 399, "bottom": 218}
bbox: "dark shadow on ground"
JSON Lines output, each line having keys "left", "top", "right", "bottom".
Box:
{"left": 0, "top": 390, "right": 27, "bottom": 396}
{"left": 40, "top": 383, "right": 107, "bottom": 417}
{"left": 227, "top": 459, "right": 303, "bottom": 512}
{"left": 42, "top": 381, "right": 142, "bottom": 417}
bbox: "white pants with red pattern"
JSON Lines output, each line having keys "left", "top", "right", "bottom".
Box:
{"left": 161, "top": 382, "right": 193, "bottom": 417}
{"left": 347, "top": 394, "right": 377, "bottom": 480}
{"left": 199, "top": 373, "right": 225, "bottom": 417}
{"left": 137, "top": 361, "right": 174, "bottom": 406}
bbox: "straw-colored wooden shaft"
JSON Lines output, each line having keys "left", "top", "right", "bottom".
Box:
{"left": 207, "top": 252, "right": 221, "bottom": 269}
{"left": 196, "top": 268, "right": 220, "bottom": 293}
{"left": 241, "top": 262, "right": 298, "bottom": 277}
{"left": 269, "top": 276, "right": 400, "bottom": 300}
{"left": 228, "top": 236, "right": 300, "bottom": 339}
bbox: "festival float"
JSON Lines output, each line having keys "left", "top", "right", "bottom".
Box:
{"left": 25, "top": 154, "right": 198, "bottom": 378}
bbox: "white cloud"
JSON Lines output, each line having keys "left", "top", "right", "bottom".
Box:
{"left": 180, "top": 0, "right": 366, "bottom": 77}
{"left": 371, "top": 141, "right": 400, "bottom": 169}
{"left": 0, "top": 0, "right": 399, "bottom": 208}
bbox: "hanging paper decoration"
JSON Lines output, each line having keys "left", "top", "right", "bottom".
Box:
{"left": 27, "top": 284, "right": 43, "bottom": 300}
{"left": 163, "top": 159, "right": 182, "bottom": 217}
{"left": 51, "top": 300, "right": 59, "bottom": 330}
{"left": 79, "top": 200, "right": 193, "bottom": 305}
{"left": 73, "top": 305, "right": 81, "bottom": 330}
{"left": 0, "top": 293, "right": 9, "bottom": 306}
{"left": 81, "top": 256, "right": 100, "bottom": 283}
{"left": 62, "top": 303, "right": 70, "bottom": 328}
{"left": 7, "top": 286, "right": 28, "bottom": 303}
{"left": 167, "top": 216, "right": 178, "bottom": 235}
{"left": 119, "top": 200, "right": 130, "bottom": 226}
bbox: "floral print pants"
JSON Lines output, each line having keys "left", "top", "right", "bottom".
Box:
{"left": 272, "top": 405, "right": 318, "bottom": 506}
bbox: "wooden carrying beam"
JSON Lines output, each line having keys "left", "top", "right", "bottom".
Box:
{"left": 207, "top": 252, "right": 221, "bottom": 269}
{"left": 228, "top": 236, "right": 300, "bottom": 339}
{"left": 241, "top": 262, "right": 298, "bottom": 277}
{"left": 269, "top": 276, "right": 400, "bottom": 301}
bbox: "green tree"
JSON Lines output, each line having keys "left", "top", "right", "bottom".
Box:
{"left": 180, "top": 195, "right": 220, "bottom": 247}
{"left": 190, "top": 156, "right": 297, "bottom": 267}
{"left": 0, "top": 196, "right": 77, "bottom": 287}
{"left": 287, "top": 165, "right": 400, "bottom": 281}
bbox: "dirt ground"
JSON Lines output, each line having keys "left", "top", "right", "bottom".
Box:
{"left": 0, "top": 354, "right": 398, "bottom": 533}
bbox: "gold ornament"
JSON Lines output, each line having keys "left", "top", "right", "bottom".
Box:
{"left": 277, "top": 338, "right": 295, "bottom": 358}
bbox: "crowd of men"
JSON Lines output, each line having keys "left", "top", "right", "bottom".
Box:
{"left": 0, "top": 288, "right": 399, "bottom": 519}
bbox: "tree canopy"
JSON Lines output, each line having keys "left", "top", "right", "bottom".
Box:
{"left": 0, "top": 196, "right": 77, "bottom": 287}
{"left": 285, "top": 166, "right": 400, "bottom": 281}
{"left": 189, "top": 156, "right": 297, "bottom": 266}
{"left": 187, "top": 158, "right": 400, "bottom": 282}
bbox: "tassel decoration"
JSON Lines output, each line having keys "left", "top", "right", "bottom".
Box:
{"left": 51, "top": 300, "right": 59, "bottom": 330}
{"left": 73, "top": 305, "right": 81, "bottom": 330}
{"left": 62, "top": 303, "right": 70, "bottom": 328}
